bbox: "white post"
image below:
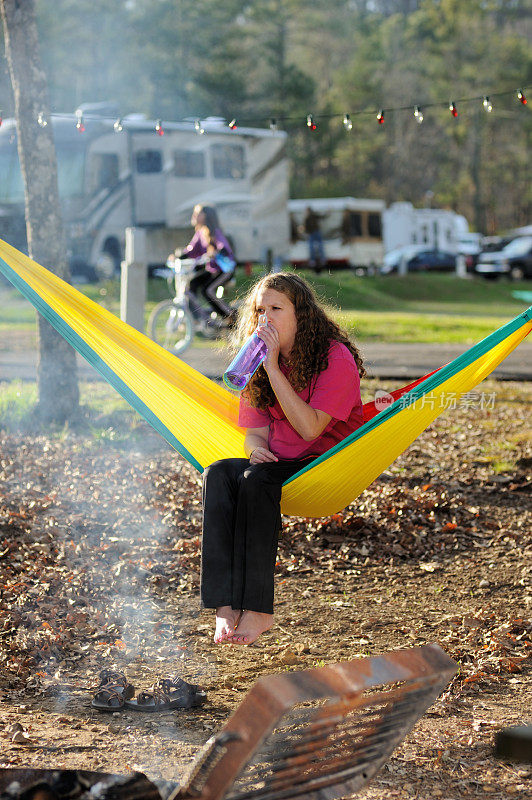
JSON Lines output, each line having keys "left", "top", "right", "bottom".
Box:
{"left": 120, "top": 228, "right": 147, "bottom": 333}
{"left": 398, "top": 255, "right": 408, "bottom": 276}
{"left": 455, "top": 253, "right": 467, "bottom": 278}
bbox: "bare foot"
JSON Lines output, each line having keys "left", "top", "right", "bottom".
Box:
{"left": 228, "top": 610, "right": 274, "bottom": 645}
{"left": 214, "top": 606, "right": 241, "bottom": 643}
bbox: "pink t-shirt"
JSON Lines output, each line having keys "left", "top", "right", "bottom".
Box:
{"left": 238, "top": 341, "right": 363, "bottom": 461}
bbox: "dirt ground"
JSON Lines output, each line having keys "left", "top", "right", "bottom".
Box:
{"left": 0, "top": 378, "right": 530, "bottom": 799}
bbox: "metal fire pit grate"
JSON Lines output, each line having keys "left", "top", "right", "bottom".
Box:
{"left": 0, "top": 768, "right": 167, "bottom": 800}
{"left": 0, "top": 645, "right": 456, "bottom": 800}
{"left": 174, "top": 644, "right": 457, "bottom": 800}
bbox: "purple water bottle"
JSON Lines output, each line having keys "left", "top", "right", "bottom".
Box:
{"left": 223, "top": 314, "right": 268, "bottom": 391}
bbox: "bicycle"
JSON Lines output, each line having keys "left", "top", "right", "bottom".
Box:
{"left": 148, "top": 257, "right": 236, "bottom": 355}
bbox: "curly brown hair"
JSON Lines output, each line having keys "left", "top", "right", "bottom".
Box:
{"left": 235, "top": 272, "right": 365, "bottom": 410}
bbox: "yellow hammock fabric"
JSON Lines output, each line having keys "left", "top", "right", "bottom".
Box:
{"left": 1, "top": 238, "right": 530, "bottom": 517}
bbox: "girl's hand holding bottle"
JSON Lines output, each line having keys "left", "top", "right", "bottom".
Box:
{"left": 257, "top": 319, "right": 280, "bottom": 374}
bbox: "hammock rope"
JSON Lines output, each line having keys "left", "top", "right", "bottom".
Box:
{"left": 1, "top": 238, "right": 530, "bottom": 517}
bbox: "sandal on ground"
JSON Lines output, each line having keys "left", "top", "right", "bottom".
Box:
{"left": 91, "top": 670, "right": 135, "bottom": 711}
{"left": 125, "top": 676, "right": 206, "bottom": 712}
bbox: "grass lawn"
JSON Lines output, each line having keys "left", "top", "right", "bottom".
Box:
{"left": 1, "top": 267, "right": 530, "bottom": 345}
{"left": 0, "top": 379, "right": 141, "bottom": 435}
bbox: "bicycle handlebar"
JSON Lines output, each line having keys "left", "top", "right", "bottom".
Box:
{"left": 169, "top": 254, "right": 209, "bottom": 270}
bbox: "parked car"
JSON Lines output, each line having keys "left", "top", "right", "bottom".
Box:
{"left": 381, "top": 245, "right": 425, "bottom": 274}
{"left": 381, "top": 246, "right": 456, "bottom": 275}
{"left": 475, "top": 236, "right": 532, "bottom": 280}
{"left": 479, "top": 235, "right": 514, "bottom": 253}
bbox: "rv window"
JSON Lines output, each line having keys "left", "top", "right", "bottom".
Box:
{"left": 368, "top": 213, "right": 382, "bottom": 238}
{"left": 136, "top": 150, "right": 163, "bottom": 174}
{"left": 173, "top": 150, "right": 206, "bottom": 178}
{"left": 88, "top": 153, "right": 119, "bottom": 194}
{"left": 211, "top": 144, "right": 245, "bottom": 180}
{"left": 348, "top": 212, "right": 363, "bottom": 237}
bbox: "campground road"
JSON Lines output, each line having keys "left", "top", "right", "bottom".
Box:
{"left": 2, "top": 340, "right": 532, "bottom": 383}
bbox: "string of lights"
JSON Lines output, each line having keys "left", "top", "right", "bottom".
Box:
{"left": 4, "top": 84, "right": 529, "bottom": 135}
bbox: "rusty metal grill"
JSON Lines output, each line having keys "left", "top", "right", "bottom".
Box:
{"left": 226, "top": 681, "right": 440, "bottom": 800}
{"left": 174, "top": 644, "right": 457, "bottom": 800}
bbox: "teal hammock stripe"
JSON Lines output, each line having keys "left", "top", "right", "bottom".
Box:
{"left": 285, "top": 305, "right": 532, "bottom": 487}
{"left": 0, "top": 254, "right": 204, "bottom": 473}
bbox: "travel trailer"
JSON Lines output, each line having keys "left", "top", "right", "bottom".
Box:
{"left": 288, "top": 197, "right": 386, "bottom": 270}
{"left": 288, "top": 197, "right": 475, "bottom": 271}
{"left": 0, "top": 108, "right": 290, "bottom": 280}
{"left": 382, "top": 201, "right": 470, "bottom": 254}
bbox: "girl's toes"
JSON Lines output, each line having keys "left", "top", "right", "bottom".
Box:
{"left": 229, "top": 633, "right": 249, "bottom": 644}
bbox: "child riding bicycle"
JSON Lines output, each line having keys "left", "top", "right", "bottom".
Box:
{"left": 168, "top": 204, "right": 236, "bottom": 326}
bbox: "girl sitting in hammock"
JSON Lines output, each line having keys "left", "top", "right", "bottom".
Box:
{"left": 201, "top": 273, "right": 365, "bottom": 645}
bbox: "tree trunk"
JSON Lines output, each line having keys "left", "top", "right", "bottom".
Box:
{"left": 1, "top": 0, "right": 79, "bottom": 424}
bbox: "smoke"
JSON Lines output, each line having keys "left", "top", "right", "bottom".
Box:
{"left": 0, "top": 370, "right": 216, "bottom": 762}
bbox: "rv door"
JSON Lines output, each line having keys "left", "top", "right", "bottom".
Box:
{"left": 131, "top": 136, "right": 166, "bottom": 225}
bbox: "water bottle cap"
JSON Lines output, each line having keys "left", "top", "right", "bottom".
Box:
{"left": 258, "top": 313, "right": 267, "bottom": 325}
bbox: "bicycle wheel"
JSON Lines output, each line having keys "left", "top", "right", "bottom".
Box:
{"left": 148, "top": 300, "right": 195, "bottom": 355}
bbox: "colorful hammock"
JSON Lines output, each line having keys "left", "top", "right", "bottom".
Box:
{"left": 1, "top": 238, "right": 530, "bottom": 517}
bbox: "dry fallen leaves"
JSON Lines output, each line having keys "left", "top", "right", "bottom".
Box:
{"left": 0, "top": 386, "right": 530, "bottom": 711}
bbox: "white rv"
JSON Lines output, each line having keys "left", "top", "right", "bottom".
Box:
{"left": 0, "top": 110, "right": 290, "bottom": 280}
{"left": 382, "top": 201, "right": 470, "bottom": 254}
{"left": 288, "top": 197, "right": 386, "bottom": 270}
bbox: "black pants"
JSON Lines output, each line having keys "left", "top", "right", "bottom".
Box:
{"left": 201, "top": 457, "right": 312, "bottom": 614}
{"left": 189, "top": 269, "right": 233, "bottom": 319}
